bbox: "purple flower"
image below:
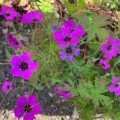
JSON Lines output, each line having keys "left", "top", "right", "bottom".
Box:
{"left": 0, "top": 6, "right": 19, "bottom": 21}
{"left": 55, "top": 83, "right": 72, "bottom": 100}
{"left": 2, "top": 81, "right": 13, "bottom": 94}
{"left": 59, "top": 44, "right": 80, "bottom": 62}
{"left": 101, "top": 37, "right": 120, "bottom": 60}
{"left": 10, "top": 52, "right": 39, "bottom": 80}
{"left": 14, "top": 95, "right": 42, "bottom": 120}
{"left": 100, "top": 59, "right": 110, "bottom": 72}
{"left": 54, "top": 19, "right": 85, "bottom": 47}
{"left": 108, "top": 77, "right": 120, "bottom": 96}
{"left": 22, "top": 11, "right": 44, "bottom": 24}
{"left": 64, "top": 19, "right": 74, "bottom": 29}
{"left": 5, "top": 34, "right": 23, "bottom": 49}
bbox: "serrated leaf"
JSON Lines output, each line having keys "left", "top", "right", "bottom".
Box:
{"left": 78, "top": 13, "right": 111, "bottom": 41}
{"left": 37, "top": 0, "right": 54, "bottom": 13}
{"left": 64, "top": 0, "right": 86, "bottom": 15}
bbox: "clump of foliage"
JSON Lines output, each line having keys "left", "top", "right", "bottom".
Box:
{"left": 0, "top": 0, "right": 120, "bottom": 120}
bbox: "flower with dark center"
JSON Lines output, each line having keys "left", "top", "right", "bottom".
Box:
{"left": 107, "top": 45, "right": 112, "bottom": 51}
{"left": 24, "top": 105, "right": 32, "bottom": 113}
{"left": 2, "top": 81, "right": 13, "bottom": 94}
{"left": 7, "top": 85, "right": 10, "bottom": 89}
{"left": 5, "top": 33, "right": 23, "bottom": 49}
{"left": 108, "top": 77, "right": 120, "bottom": 96}
{"left": 22, "top": 10, "right": 44, "bottom": 24}
{"left": 64, "top": 36, "right": 71, "bottom": 42}
{"left": 33, "top": 18, "right": 38, "bottom": 22}
{"left": 54, "top": 83, "right": 72, "bottom": 100}
{"left": 101, "top": 36, "right": 120, "bottom": 60}
{"left": 54, "top": 19, "right": 85, "bottom": 47}
{"left": 20, "top": 62, "right": 28, "bottom": 71}
{"left": 10, "top": 52, "right": 39, "bottom": 80}
{"left": 0, "top": 6, "right": 19, "bottom": 21}
{"left": 5, "top": 13, "right": 10, "bottom": 16}
{"left": 65, "top": 46, "right": 73, "bottom": 54}
{"left": 14, "top": 95, "right": 42, "bottom": 120}
{"left": 59, "top": 44, "right": 80, "bottom": 62}
{"left": 100, "top": 59, "right": 110, "bottom": 72}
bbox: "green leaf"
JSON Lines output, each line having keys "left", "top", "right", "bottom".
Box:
{"left": 78, "top": 13, "right": 111, "bottom": 41}
{"left": 5, "top": 47, "right": 11, "bottom": 61}
{"left": 37, "top": 0, "right": 54, "bottom": 13}
{"left": 88, "top": 39, "right": 101, "bottom": 50}
{"left": 64, "top": 0, "right": 86, "bottom": 16}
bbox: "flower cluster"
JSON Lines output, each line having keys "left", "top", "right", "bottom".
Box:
{"left": 14, "top": 95, "right": 42, "bottom": 120}
{"left": 108, "top": 77, "right": 120, "bottom": 96}
{"left": 0, "top": 6, "right": 20, "bottom": 21}
{"left": 55, "top": 83, "right": 72, "bottom": 100}
{"left": 5, "top": 33, "right": 23, "bottom": 49}
{"left": 10, "top": 52, "right": 39, "bottom": 80}
{"left": 100, "top": 37, "right": 120, "bottom": 71}
{"left": 53, "top": 19, "right": 85, "bottom": 62}
{"left": 21, "top": 10, "right": 44, "bottom": 24}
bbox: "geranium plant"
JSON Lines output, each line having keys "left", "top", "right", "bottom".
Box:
{"left": 0, "top": 0, "right": 120, "bottom": 120}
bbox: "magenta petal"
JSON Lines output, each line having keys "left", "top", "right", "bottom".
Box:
{"left": 71, "top": 38, "right": 80, "bottom": 45}
{"left": 10, "top": 67, "right": 22, "bottom": 77}
{"left": 54, "top": 31, "right": 63, "bottom": 42}
{"left": 29, "top": 61, "right": 39, "bottom": 72}
{"left": 11, "top": 55, "right": 21, "bottom": 66}
{"left": 23, "top": 113, "right": 34, "bottom": 120}
{"left": 113, "top": 77, "right": 119, "bottom": 85}
{"left": 14, "top": 106, "right": 24, "bottom": 118}
{"left": 38, "top": 13, "right": 44, "bottom": 23}
{"left": 72, "top": 24, "right": 85, "bottom": 37}
{"left": 54, "top": 83, "right": 59, "bottom": 89}
{"left": 108, "top": 85, "right": 115, "bottom": 92}
{"left": 108, "top": 36, "right": 116, "bottom": 44}
{"left": 63, "top": 92, "right": 72, "bottom": 100}
{"left": 2, "top": 81, "right": 13, "bottom": 93}
{"left": 61, "top": 27, "right": 71, "bottom": 36}
{"left": 105, "top": 52, "right": 112, "bottom": 60}
{"left": 21, "top": 70, "right": 33, "bottom": 80}
{"left": 64, "top": 19, "right": 74, "bottom": 28}
{"left": 56, "top": 90, "right": 66, "bottom": 96}
{"left": 27, "top": 96, "right": 37, "bottom": 105}
{"left": 111, "top": 47, "right": 119, "bottom": 57}
{"left": 17, "top": 96, "right": 27, "bottom": 106}
{"left": 115, "top": 87, "right": 120, "bottom": 96}
{"left": 32, "top": 104, "right": 42, "bottom": 115}
{"left": 21, "top": 52, "right": 32, "bottom": 62}
{"left": 101, "top": 44, "right": 108, "bottom": 52}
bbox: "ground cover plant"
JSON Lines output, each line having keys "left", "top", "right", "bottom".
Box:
{"left": 0, "top": 0, "right": 120, "bottom": 120}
